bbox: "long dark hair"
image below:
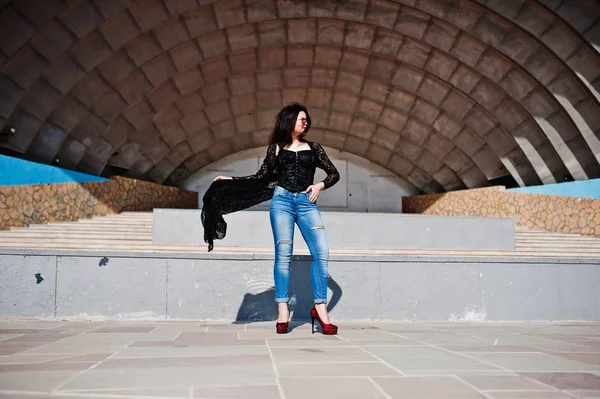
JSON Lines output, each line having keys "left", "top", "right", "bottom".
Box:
{"left": 269, "top": 103, "right": 311, "bottom": 149}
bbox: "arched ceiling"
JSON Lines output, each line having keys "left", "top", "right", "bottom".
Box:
{"left": 1, "top": 0, "right": 599, "bottom": 194}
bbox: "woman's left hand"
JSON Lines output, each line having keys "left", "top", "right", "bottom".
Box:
{"left": 304, "top": 182, "right": 325, "bottom": 202}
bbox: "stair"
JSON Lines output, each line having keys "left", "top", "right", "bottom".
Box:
{"left": 1, "top": 211, "right": 599, "bottom": 258}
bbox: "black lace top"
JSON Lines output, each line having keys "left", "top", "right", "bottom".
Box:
{"left": 201, "top": 141, "right": 339, "bottom": 251}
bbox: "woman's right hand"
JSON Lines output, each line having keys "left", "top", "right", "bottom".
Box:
{"left": 213, "top": 176, "right": 233, "bottom": 181}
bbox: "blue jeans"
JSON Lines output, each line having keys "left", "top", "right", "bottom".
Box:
{"left": 270, "top": 186, "right": 329, "bottom": 304}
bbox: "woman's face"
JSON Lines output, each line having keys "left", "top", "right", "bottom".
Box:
{"left": 294, "top": 111, "right": 308, "bottom": 135}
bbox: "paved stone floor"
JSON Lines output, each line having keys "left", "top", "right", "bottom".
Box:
{"left": 0, "top": 320, "right": 599, "bottom": 398}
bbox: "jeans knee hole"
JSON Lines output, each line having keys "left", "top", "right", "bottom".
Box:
{"left": 311, "top": 225, "right": 325, "bottom": 230}
{"left": 277, "top": 240, "right": 292, "bottom": 245}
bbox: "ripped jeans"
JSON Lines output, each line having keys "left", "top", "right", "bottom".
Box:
{"left": 270, "top": 185, "right": 329, "bottom": 304}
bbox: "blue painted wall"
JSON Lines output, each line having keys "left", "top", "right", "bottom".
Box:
{"left": 0, "top": 155, "right": 108, "bottom": 186}
{"left": 507, "top": 179, "right": 600, "bottom": 199}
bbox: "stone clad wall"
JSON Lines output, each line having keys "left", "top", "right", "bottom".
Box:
{"left": 0, "top": 176, "right": 198, "bottom": 230}
{"left": 403, "top": 187, "right": 600, "bottom": 236}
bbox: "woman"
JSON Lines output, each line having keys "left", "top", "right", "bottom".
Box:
{"left": 208, "top": 103, "right": 340, "bottom": 335}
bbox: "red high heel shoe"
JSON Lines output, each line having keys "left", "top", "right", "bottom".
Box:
{"left": 310, "top": 306, "right": 338, "bottom": 335}
{"left": 276, "top": 321, "right": 289, "bottom": 334}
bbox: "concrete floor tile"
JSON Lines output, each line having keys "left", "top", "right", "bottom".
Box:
{"left": 278, "top": 361, "right": 401, "bottom": 377}
{"left": 521, "top": 372, "right": 600, "bottom": 389}
{"left": 280, "top": 377, "right": 387, "bottom": 399}
{"left": 0, "top": 370, "right": 80, "bottom": 392}
{"left": 373, "top": 376, "right": 487, "bottom": 398}
{"left": 459, "top": 374, "right": 550, "bottom": 390}
{"left": 467, "top": 353, "right": 600, "bottom": 372}
{"left": 271, "top": 346, "right": 376, "bottom": 363}
{"left": 193, "top": 384, "right": 281, "bottom": 398}
{"left": 486, "top": 391, "right": 573, "bottom": 398}
{"left": 114, "top": 345, "right": 268, "bottom": 358}
{"left": 95, "top": 354, "right": 271, "bottom": 369}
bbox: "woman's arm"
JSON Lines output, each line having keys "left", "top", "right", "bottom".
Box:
{"left": 313, "top": 143, "right": 340, "bottom": 189}
{"left": 214, "top": 144, "right": 277, "bottom": 182}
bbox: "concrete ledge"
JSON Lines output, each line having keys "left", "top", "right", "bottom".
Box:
{"left": 153, "top": 209, "right": 516, "bottom": 251}
{"left": 1, "top": 248, "right": 598, "bottom": 322}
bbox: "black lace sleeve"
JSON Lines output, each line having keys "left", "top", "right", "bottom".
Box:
{"left": 312, "top": 142, "right": 340, "bottom": 189}
{"left": 232, "top": 144, "right": 277, "bottom": 181}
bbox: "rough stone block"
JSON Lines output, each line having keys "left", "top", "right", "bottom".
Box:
{"left": 205, "top": 101, "right": 232, "bottom": 124}
{"left": 415, "top": 149, "right": 444, "bottom": 175}
{"left": 123, "top": 99, "right": 154, "bottom": 130}
{"left": 459, "top": 165, "right": 489, "bottom": 188}
{"left": 451, "top": 34, "right": 487, "bottom": 67}
{"left": 448, "top": 64, "right": 481, "bottom": 94}
{"left": 361, "top": 80, "right": 390, "bottom": 103}
{"left": 317, "top": 19, "right": 344, "bottom": 45}
{"left": 485, "top": 126, "right": 517, "bottom": 156}
{"left": 234, "top": 113, "right": 256, "bottom": 134}
{"left": 349, "top": 119, "right": 376, "bottom": 139}
{"left": 335, "top": 71, "right": 363, "bottom": 96}
{"left": 92, "top": 0, "right": 133, "bottom": 19}
{"left": 58, "top": 0, "right": 103, "bottom": 39}
{"left": 230, "top": 93, "right": 257, "bottom": 116}
{"left": 417, "top": 76, "right": 450, "bottom": 107}
{"left": 407, "top": 167, "right": 435, "bottom": 190}
{"left": 454, "top": 127, "right": 485, "bottom": 156}
{"left": 170, "top": 41, "right": 203, "bottom": 72}
{"left": 366, "top": 143, "right": 392, "bottom": 165}
{"left": 515, "top": 0, "right": 555, "bottom": 36}
{"left": 55, "top": 137, "right": 87, "bottom": 168}
{"left": 99, "top": 12, "right": 140, "bottom": 52}
{"left": 228, "top": 24, "right": 258, "bottom": 52}
{"left": 115, "top": 70, "right": 152, "bottom": 105}
{"left": 379, "top": 107, "right": 408, "bottom": 132}
{"left": 201, "top": 56, "right": 231, "bottom": 81}
{"left": 391, "top": 64, "right": 424, "bottom": 93}
{"left": 471, "top": 145, "right": 506, "bottom": 179}
{"left": 30, "top": 20, "right": 75, "bottom": 63}
{"left": 402, "top": 118, "right": 431, "bottom": 146}
{"left": 434, "top": 165, "right": 464, "bottom": 190}
{"left": 344, "top": 23, "right": 375, "bottom": 50}
{"left": 340, "top": 48, "right": 370, "bottom": 74}
{"left": 28, "top": 122, "right": 67, "bottom": 162}
{"left": 256, "top": 90, "right": 282, "bottom": 110}
{"left": 443, "top": 147, "right": 474, "bottom": 173}
{"left": 71, "top": 112, "right": 107, "bottom": 144}
{"left": 314, "top": 46, "right": 342, "bottom": 68}
{"left": 344, "top": 135, "right": 369, "bottom": 156}
{"left": 210, "top": 118, "right": 237, "bottom": 140}
{"left": 306, "top": 0, "right": 335, "bottom": 18}
{"left": 394, "top": 7, "right": 430, "bottom": 40}
{"left": 288, "top": 19, "right": 316, "bottom": 44}
{"left": 311, "top": 68, "right": 336, "bottom": 88}
{"left": 183, "top": 5, "right": 218, "bottom": 37}
{"left": 153, "top": 105, "right": 183, "bottom": 132}
{"left": 423, "top": 19, "right": 459, "bottom": 53}
{"left": 142, "top": 54, "right": 176, "bottom": 87}
{"left": 397, "top": 38, "right": 430, "bottom": 68}
{"left": 386, "top": 88, "right": 415, "bottom": 113}
{"left": 372, "top": 125, "right": 399, "bottom": 151}
{"left": 197, "top": 30, "right": 229, "bottom": 59}
{"left": 365, "top": 56, "right": 395, "bottom": 81}
{"left": 258, "top": 20, "right": 286, "bottom": 46}
{"left": 365, "top": 0, "right": 400, "bottom": 28}
{"left": 469, "top": 78, "right": 506, "bottom": 109}
{"left": 328, "top": 111, "right": 352, "bottom": 132}
{"left": 129, "top": 0, "right": 170, "bottom": 31}
{"left": 148, "top": 158, "right": 177, "bottom": 183}
{"left": 433, "top": 112, "right": 463, "bottom": 140}
{"left": 499, "top": 30, "right": 540, "bottom": 66}
{"left": 229, "top": 50, "right": 256, "bottom": 75}
{"left": 19, "top": 79, "right": 63, "bottom": 121}
{"left": 555, "top": 0, "right": 598, "bottom": 32}
{"left": 566, "top": 46, "right": 600, "bottom": 84}
{"left": 424, "top": 50, "right": 459, "bottom": 80}
{"left": 72, "top": 71, "right": 110, "bottom": 107}
{"left": 257, "top": 46, "right": 285, "bottom": 69}
{"left": 464, "top": 105, "right": 497, "bottom": 137}
{"left": 175, "top": 91, "right": 204, "bottom": 115}
{"left": 153, "top": 18, "right": 190, "bottom": 51}
{"left": 336, "top": 0, "right": 367, "bottom": 22}
{"left": 424, "top": 132, "right": 454, "bottom": 160}
{"left": 148, "top": 82, "right": 180, "bottom": 113}
{"left": 331, "top": 92, "right": 358, "bottom": 114}
{"left": 472, "top": 12, "right": 512, "bottom": 46}
{"left": 371, "top": 29, "right": 403, "bottom": 57}
{"left": 356, "top": 98, "right": 383, "bottom": 122}
{"left": 213, "top": 0, "right": 245, "bottom": 28}
{"left": 101, "top": 117, "right": 131, "bottom": 149}
{"left": 284, "top": 68, "right": 310, "bottom": 88}
{"left": 201, "top": 80, "right": 229, "bottom": 105}
{"left": 499, "top": 69, "right": 536, "bottom": 101}
{"left": 3, "top": 46, "right": 48, "bottom": 88}
{"left": 97, "top": 50, "right": 135, "bottom": 86}
{"left": 476, "top": 49, "right": 513, "bottom": 82}
{"left": 173, "top": 68, "right": 204, "bottom": 95}
{"left": 387, "top": 154, "right": 414, "bottom": 177}
{"left": 440, "top": 89, "right": 475, "bottom": 119}
{"left": 547, "top": 73, "right": 587, "bottom": 105}
{"left": 521, "top": 89, "right": 558, "bottom": 119}
{"left": 256, "top": 69, "right": 282, "bottom": 91}
{"left": 492, "top": 99, "right": 527, "bottom": 131}
{"left": 93, "top": 89, "right": 128, "bottom": 123}
{"left": 49, "top": 95, "right": 89, "bottom": 132}
{"left": 524, "top": 47, "right": 565, "bottom": 86}
{"left": 164, "top": 0, "right": 198, "bottom": 15}
{"left": 247, "top": 0, "right": 277, "bottom": 22}
{"left": 229, "top": 73, "right": 256, "bottom": 96}
{"left": 287, "top": 44, "right": 314, "bottom": 67}
{"left": 306, "top": 88, "right": 332, "bottom": 109}
{"left": 12, "top": 0, "right": 62, "bottom": 26}
{"left": 277, "top": 0, "right": 307, "bottom": 18}
{"left": 207, "top": 141, "right": 233, "bottom": 161}
{"left": 409, "top": 99, "right": 440, "bottom": 125}
{"left": 446, "top": 0, "right": 483, "bottom": 31}
{"left": 124, "top": 32, "right": 163, "bottom": 67}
